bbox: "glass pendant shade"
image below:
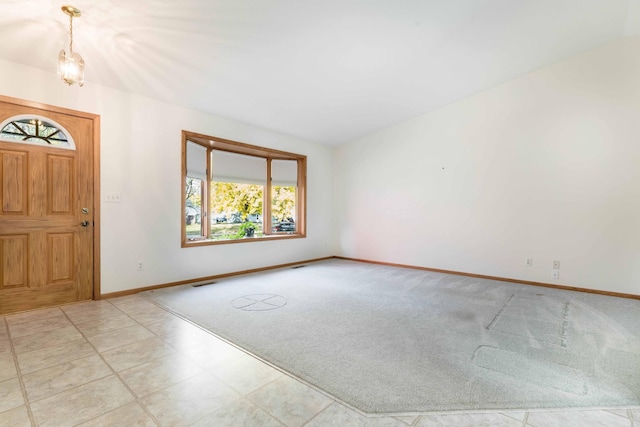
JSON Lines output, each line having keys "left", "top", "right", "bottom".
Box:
{"left": 58, "top": 6, "right": 84, "bottom": 87}
{"left": 58, "top": 49, "right": 85, "bottom": 87}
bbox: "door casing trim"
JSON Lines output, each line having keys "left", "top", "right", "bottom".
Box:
{"left": 0, "top": 94, "right": 101, "bottom": 300}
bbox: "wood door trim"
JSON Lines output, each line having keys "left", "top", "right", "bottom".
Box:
{"left": 0, "top": 94, "right": 101, "bottom": 300}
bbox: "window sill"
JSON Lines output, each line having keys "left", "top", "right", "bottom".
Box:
{"left": 182, "top": 233, "right": 305, "bottom": 248}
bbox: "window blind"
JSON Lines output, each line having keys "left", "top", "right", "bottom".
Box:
{"left": 272, "top": 159, "right": 297, "bottom": 187}
{"left": 186, "top": 141, "right": 207, "bottom": 181}
{"left": 211, "top": 150, "right": 266, "bottom": 185}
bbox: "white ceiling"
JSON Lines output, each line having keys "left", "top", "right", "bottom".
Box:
{"left": 0, "top": 0, "right": 637, "bottom": 145}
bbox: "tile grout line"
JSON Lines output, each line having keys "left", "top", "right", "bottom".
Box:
{"left": 103, "top": 296, "right": 271, "bottom": 422}
{"left": 131, "top": 294, "right": 323, "bottom": 426}
{"left": 110, "top": 295, "right": 291, "bottom": 426}
{"left": 77, "top": 298, "right": 163, "bottom": 426}
{"left": 3, "top": 314, "right": 37, "bottom": 426}
{"left": 242, "top": 375, "right": 302, "bottom": 424}
{"left": 141, "top": 314, "right": 285, "bottom": 423}
{"left": 300, "top": 402, "right": 334, "bottom": 426}
{"left": 188, "top": 395, "right": 286, "bottom": 427}
{"left": 60, "top": 300, "right": 163, "bottom": 427}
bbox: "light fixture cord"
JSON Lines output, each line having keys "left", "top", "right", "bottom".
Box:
{"left": 68, "top": 14, "right": 74, "bottom": 54}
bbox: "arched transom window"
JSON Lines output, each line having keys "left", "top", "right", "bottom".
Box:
{"left": 0, "top": 115, "right": 76, "bottom": 150}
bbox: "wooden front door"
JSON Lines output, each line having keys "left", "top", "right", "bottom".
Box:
{"left": 0, "top": 97, "right": 97, "bottom": 315}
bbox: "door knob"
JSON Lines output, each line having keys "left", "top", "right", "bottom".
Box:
{"left": 80, "top": 221, "right": 90, "bottom": 227}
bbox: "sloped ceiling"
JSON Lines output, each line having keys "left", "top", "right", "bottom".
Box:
{"left": 0, "top": 0, "right": 637, "bottom": 145}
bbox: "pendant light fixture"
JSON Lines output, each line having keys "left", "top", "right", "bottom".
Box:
{"left": 58, "top": 5, "right": 84, "bottom": 87}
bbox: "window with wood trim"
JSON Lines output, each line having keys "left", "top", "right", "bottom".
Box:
{"left": 0, "top": 115, "right": 75, "bottom": 149}
{"left": 182, "top": 130, "right": 306, "bottom": 246}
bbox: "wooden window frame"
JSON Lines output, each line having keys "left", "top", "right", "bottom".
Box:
{"left": 181, "top": 130, "right": 307, "bottom": 247}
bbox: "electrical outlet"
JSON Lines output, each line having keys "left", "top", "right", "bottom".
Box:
{"left": 137, "top": 261, "right": 143, "bottom": 271}
{"left": 552, "top": 269, "right": 559, "bottom": 279}
{"left": 525, "top": 258, "right": 533, "bottom": 267}
{"left": 552, "top": 260, "right": 560, "bottom": 269}
{"left": 105, "top": 193, "right": 122, "bottom": 203}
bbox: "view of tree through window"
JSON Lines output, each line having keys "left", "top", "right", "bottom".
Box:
{"left": 210, "top": 182, "right": 264, "bottom": 240}
{"left": 185, "top": 177, "right": 203, "bottom": 238}
{"left": 182, "top": 131, "right": 306, "bottom": 246}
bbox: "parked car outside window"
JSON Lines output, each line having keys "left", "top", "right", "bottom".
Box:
{"left": 273, "top": 218, "right": 295, "bottom": 232}
{"left": 213, "top": 213, "right": 227, "bottom": 223}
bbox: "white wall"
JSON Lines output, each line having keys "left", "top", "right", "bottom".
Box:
{"left": 0, "top": 59, "right": 335, "bottom": 294}
{"left": 335, "top": 37, "right": 640, "bottom": 295}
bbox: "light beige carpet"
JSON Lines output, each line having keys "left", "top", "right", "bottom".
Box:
{"left": 142, "top": 259, "right": 640, "bottom": 415}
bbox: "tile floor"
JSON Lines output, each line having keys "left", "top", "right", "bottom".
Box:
{"left": 0, "top": 295, "right": 638, "bottom": 426}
